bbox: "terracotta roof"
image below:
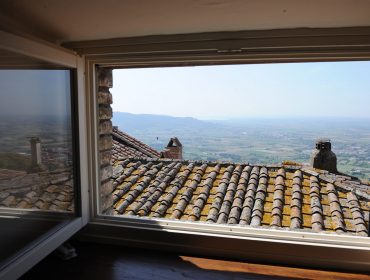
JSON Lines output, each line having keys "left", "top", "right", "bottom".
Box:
{"left": 0, "top": 168, "right": 74, "bottom": 212}
{"left": 112, "top": 127, "right": 160, "bottom": 160}
{"left": 112, "top": 158, "right": 370, "bottom": 236}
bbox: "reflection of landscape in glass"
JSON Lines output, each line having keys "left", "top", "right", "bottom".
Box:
{"left": 0, "top": 70, "right": 75, "bottom": 212}
{"left": 0, "top": 115, "right": 72, "bottom": 171}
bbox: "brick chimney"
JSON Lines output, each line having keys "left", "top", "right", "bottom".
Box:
{"left": 161, "top": 137, "right": 183, "bottom": 160}
{"left": 310, "top": 139, "right": 337, "bottom": 173}
{"left": 29, "top": 137, "right": 42, "bottom": 172}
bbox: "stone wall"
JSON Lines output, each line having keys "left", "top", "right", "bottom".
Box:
{"left": 97, "top": 68, "right": 114, "bottom": 214}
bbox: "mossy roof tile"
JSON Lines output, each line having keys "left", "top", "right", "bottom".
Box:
{"left": 112, "top": 158, "right": 370, "bottom": 236}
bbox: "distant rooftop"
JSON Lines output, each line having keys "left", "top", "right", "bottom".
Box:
{"left": 112, "top": 127, "right": 161, "bottom": 160}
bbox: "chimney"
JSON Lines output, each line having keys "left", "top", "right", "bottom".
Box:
{"left": 162, "top": 137, "right": 183, "bottom": 160}
{"left": 29, "top": 137, "right": 42, "bottom": 172}
{"left": 310, "top": 138, "right": 337, "bottom": 173}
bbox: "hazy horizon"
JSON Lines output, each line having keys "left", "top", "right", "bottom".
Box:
{"left": 112, "top": 61, "right": 370, "bottom": 120}
{"left": 112, "top": 110, "right": 370, "bottom": 122}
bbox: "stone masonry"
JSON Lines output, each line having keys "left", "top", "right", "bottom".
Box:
{"left": 97, "top": 67, "right": 114, "bottom": 214}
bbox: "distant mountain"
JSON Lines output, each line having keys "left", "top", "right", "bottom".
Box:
{"left": 112, "top": 112, "right": 217, "bottom": 132}
{"left": 111, "top": 113, "right": 370, "bottom": 180}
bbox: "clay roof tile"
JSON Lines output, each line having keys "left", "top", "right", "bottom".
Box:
{"left": 110, "top": 158, "right": 370, "bottom": 236}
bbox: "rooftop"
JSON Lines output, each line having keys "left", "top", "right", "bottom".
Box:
{"left": 0, "top": 168, "right": 74, "bottom": 212}
{"left": 111, "top": 158, "right": 370, "bottom": 236}
{"left": 112, "top": 127, "right": 161, "bottom": 160}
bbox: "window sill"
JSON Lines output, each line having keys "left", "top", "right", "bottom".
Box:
{"left": 78, "top": 215, "right": 370, "bottom": 272}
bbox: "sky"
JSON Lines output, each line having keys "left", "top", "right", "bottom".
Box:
{"left": 0, "top": 70, "right": 71, "bottom": 116}
{"left": 111, "top": 61, "right": 370, "bottom": 120}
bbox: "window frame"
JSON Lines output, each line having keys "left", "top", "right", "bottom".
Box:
{"left": 0, "top": 30, "right": 89, "bottom": 280}
{"left": 80, "top": 27, "right": 370, "bottom": 272}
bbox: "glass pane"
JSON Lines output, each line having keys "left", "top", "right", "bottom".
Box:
{"left": 0, "top": 69, "right": 77, "bottom": 268}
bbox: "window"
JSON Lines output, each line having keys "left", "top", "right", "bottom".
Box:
{"left": 81, "top": 28, "right": 370, "bottom": 271}
{"left": 0, "top": 67, "right": 79, "bottom": 270}
{"left": 0, "top": 29, "right": 90, "bottom": 280}
{"left": 100, "top": 63, "right": 369, "bottom": 238}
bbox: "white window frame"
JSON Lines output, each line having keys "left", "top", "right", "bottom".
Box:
{"left": 0, "top": 30, "right": 90, "bottom": 280}
{"left": 77, "top": 27, "right": 370, "bottom": 272}
{"left": 73, "top": 27, "right": 370, "bottom": 271}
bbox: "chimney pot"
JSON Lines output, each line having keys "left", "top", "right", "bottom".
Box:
{"left": 29, "top": 137, "right": 42, "bottom": 172}
{"left": 162, "top": 137, "right": 183, "bottom": 160}
{"left": 315, "top": 138, "right": 331, "bottom": 150}
{"left": 310, "top": 138, "right": 337, "bottom": 173}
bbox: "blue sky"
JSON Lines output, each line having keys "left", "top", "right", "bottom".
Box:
{"left": 112, "top": 61, "right": 370, "bottom": 120}
{"left": 0, "top": 70, "right": 71, "bottom": 116}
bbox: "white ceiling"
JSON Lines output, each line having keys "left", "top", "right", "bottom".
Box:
{"left": 1, "top": 0, "right": 370, "bottom": 44}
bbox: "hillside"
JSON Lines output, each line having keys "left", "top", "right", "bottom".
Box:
{"left": 113, "top": 112, "right": 216, "bottom": 132}
{"left": 112, "top": 112, "right": 370, "bottom": 180}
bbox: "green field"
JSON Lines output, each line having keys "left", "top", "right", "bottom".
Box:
{"left": 114, "top": 113, "right": 370, "bottom": 181}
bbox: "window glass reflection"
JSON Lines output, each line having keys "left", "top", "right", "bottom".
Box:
{"left": 0, "top": 70, "right": 75, "bottom": 213}
{"left": 0, "top": 69, "right": 77, "bottom": 267}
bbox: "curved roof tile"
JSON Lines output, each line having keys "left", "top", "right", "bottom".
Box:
{"left": 112, "top": 158, "right": 370, "bottom": 236}
{"left": 112, "top": 127, "right": 161, "bottom": 160}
